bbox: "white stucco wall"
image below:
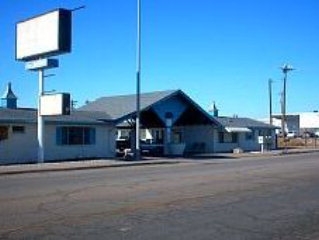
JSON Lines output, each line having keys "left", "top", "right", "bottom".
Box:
{"left": 182, "top": 125, "right": 215, "bottom": 153}
{"left": 0, "top": 123, "right": 116, "bottom": 165}
{"left": 45, "top": 124, "right": 116, "bottom": 161}
{"left": 213, "top": 129, "right": 276, "bottom": 153}
{"left": 0, "top": 124, "right": 38, "bottom": 164}
{"left": 182, "top": 126, "right": 276, "bottom": 154}
{"left": 213, "top": 133, "right": 239, "bottom": 153}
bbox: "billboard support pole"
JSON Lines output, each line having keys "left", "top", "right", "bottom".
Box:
{"left": 38, "top": 68, "right": 45, "bottom": 163}
{"left": 25, "top": 58, "right": 59, "bottom": 163}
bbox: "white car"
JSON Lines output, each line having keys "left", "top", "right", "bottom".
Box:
{"left": 287, "top": 131, "right": 297, "bottom": 138}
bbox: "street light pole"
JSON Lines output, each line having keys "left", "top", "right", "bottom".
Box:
{"left": 280, "top": 64, "right": 294, "bottom": 152}
{"left": 268, "top": 78, "right": 273, "bottom": 126}
{"left": 135, "top": 0, "right": 141, "bottom": 160}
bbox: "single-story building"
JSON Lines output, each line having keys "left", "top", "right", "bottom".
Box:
{"left": 80, "top": 89, "right": 219, "bottom": 156}
{"left": 1, "top": 83, "right": 277, "bottom": 164}
{"left": 80, "top": 89, "right": 277, "bottom": 155}
{"left": 0, "top": 83, "right": 115, "bottom": 164}
{"left": 0, "top": 108, "right": 116, "bottom": 164}
{"left": 213, "top": 116, "right": 277, "bottom": 152}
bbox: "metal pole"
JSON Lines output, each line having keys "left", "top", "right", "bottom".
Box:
{"left": 280, "top": 64, "right": 294, "bottom": 153}
{"left": 268, "top": 78, "right": 273, "bottom": 125}
{"left": 38, "top": 68, "right": 45, "bottom": 163}
{"left": 267, "top": 78, "right": 273, "bottom": 151}
{"left": 282, "top": 71, "right": 287, "bottom": 151}
{"left": 135, "top": 0, "right": 141, "bottom": 160}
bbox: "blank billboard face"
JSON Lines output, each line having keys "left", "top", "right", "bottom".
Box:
{"left": 16, "top": 9, "right": 71, "bottom": 61}
{"left": 40, "top": 93, "right": 71, "bottom": 116}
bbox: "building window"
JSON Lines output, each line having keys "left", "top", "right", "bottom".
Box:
{"left": 140, "top": 129, "right": 147, "bottom": 140}
{"left": 117, "top": 129, "right": 130, "bottom": 140}
{"left": 12, "top": 126, "right": 25, "bottom": 133}
{"left": 152, "top": 129, "right": 163, "bottom": 144}
{"left": 0, "top": 126, "right": 9, "bottom": 141}
{"left": 56, "top": 127, "right": 96, "bottom": 145}
{"left": 172, "top": 131, "right": 182, "bottom": 144}
{"left": 219, "top": 132, "right": 238, "bottom": 143}
{"left": 245, "top": 130, "right": 255, "bottom": 140}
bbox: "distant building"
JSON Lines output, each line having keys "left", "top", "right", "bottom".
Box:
{"left": 271, "top": 112, "right": 319, "bottom": 135}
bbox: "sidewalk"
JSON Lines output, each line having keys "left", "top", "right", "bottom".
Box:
{"left": 1, "top": 148, "right": 318, "bottom": 176}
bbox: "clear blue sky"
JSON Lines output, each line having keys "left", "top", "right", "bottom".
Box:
{"left": 1, "top": 0, "right": 318, "bottom": 118}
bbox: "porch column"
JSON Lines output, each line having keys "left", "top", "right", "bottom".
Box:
{"left": 130, "top": 129, "right": 136, "bottom": 152}
{"left": 164, "top": 112, "right": 173, "bottom": 155}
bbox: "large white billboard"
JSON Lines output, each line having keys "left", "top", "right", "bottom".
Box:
{"left": 16, "top": 9, "right": 71, "bottom": 61}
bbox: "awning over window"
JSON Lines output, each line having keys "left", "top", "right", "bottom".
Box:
{"left": 225, "top": 127, "right": 251, "bottom": 133}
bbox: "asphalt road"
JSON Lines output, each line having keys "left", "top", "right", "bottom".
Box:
{"left": 1, "top": 153, "right": 319, "bottom": 240}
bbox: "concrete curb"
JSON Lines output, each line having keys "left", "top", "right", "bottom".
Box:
{"left": 231, "top": 148, "right": 319, "bottom": 159}
{"left": 0, "top": 160, "right": 180, "bottom": 176}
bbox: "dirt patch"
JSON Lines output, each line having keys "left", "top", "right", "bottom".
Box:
{"left": 278, "top": 137, "right": 319, "bottom": 148}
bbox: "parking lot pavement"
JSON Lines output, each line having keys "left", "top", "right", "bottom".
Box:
{"left": 0, "top": 148, "right": 318, "bottom": 176}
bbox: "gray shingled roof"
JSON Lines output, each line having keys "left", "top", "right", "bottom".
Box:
{"left": 0, "top": 108, "right": 113, "bottom": 125}
{"left": 79, "top": 90, "right": 223, "bottom": 126}
{"left": 0, "top": 108, "right": 35, "bottom": 123}
{"left": 45, "top": 110, "right": 113, "bottom": 125}
{"left": 214, "top": 117, "right": 277, "bottom": 129}
{"left": 79, "top": 90, "right": 178, "bottom": 121}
